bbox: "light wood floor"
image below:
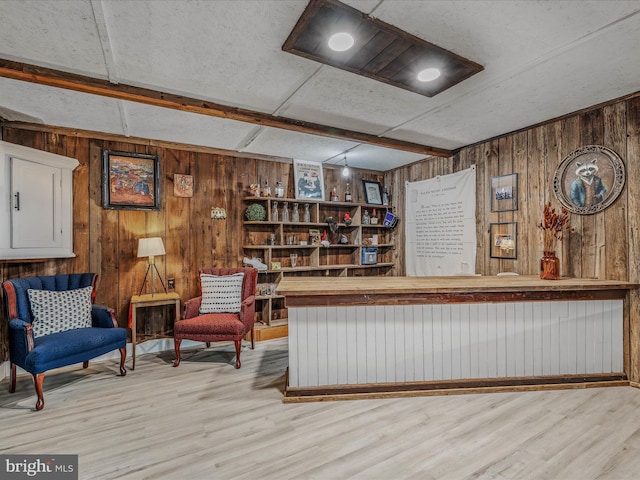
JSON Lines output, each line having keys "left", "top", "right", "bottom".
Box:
{"left": 2, "top": 338, "right": 640, "bottom": 479}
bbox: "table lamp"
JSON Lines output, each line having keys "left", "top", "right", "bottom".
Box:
{"left": 137, "top": 237, "right": 167, "bottom": 296}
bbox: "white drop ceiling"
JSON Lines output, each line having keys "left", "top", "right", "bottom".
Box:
{"left": 1, "top": 0, "right": 639, "bottom": 171}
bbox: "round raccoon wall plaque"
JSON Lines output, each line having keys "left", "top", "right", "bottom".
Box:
{"left": 552, "top": 145, "right": 625, "bottom": 215}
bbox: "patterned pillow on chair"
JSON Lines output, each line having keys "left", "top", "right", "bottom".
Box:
{"left": 27, "top": 286, "right": 93, "bottom": 338}
{"left": 199, "top": 273, "right": 244, "bottom": 314}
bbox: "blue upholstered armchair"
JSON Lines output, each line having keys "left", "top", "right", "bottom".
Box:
{"left": 2, "top": 273, "right": 127, "bottom": 411}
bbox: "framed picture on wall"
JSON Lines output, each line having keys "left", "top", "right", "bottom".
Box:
{"left": 490, "top": 222, "right": 517, "bottom": 259}
{"left": 293, "top": 159, "right": 324, "bottom": 200}
{"left": 490, "top": 173, "right": 518, "bottom": 212}
{"left": 102, "top": 150, "right": 161, "bottom": 210}
{"left": 173, "top": 174, "right": 193, "bottom": 197}
{"left": 552, "top": 145, "right": 626, "bottom": 215}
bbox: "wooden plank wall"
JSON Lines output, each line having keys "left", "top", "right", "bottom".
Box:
{"left": 0, "top": 126, "right": 385, "bottom": 361}
{"left": 385, "top": 96, "right": 639, "bottom": 282}
{"left": 2, "top": 93, "right": 639, "bottom": 373}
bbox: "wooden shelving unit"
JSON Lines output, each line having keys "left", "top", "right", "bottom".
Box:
{"left": 242, "top": 196, "right": 396, "bottom": 335}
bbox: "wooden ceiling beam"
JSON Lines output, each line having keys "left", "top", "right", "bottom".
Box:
{"left": 0, "top": 58, "right": 452, "bottom": 158}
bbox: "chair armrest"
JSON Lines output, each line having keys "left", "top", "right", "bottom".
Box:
{"left": 183, "top": 297, "right": 203, "bottom": 319}
{"left": 8, "top": 318, "right": 35, "bottom": 354}
{"left": 240, "top": 294, "right": 256, "bottom": 330}
{"left": 92, "top": 305, "right": 118, "bottom": 328}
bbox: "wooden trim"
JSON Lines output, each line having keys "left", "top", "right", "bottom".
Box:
{"left": 284, "top": 373, "right": 629, "bottom": 402}
{"left": 0, "top": 58, "right": 451, "bottom": 157}
{"left": 284, "top": 288, "right": 629, "bottom": 307}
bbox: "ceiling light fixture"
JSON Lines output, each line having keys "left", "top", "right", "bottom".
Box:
{"left": 417, "top": 68, "right": 441, "bottom": 82}
{"left": 342, "top": 154, "right": 350, "bottom": 177}
{"left": 328, "top": 32, "right": 354, "bottom": 52}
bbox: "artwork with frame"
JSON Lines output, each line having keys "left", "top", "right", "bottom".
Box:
{"left": 490, "top": 222, "right": 517, "bottom": 259}
{"left": 362, "top": 179, "right": 383, "bottom": 205}
{"left": 174, "top": 174, "right": 193, "bottom": 197}
{"left": 293, "top": 159, "right": 324, "bottom": 200}
{"left": 102, "top": 150, "right": 160, "bottom": 210}
{"left": 552, "top": 145, "right": 626, "bottom": 215}
{"left": 490, "top": 173, "right": 518, "bottom": 212}
{"left": 309, "top": 228, "right": 321, "bottom": 245}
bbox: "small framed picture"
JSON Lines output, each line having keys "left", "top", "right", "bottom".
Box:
{"left": 490, "top": 222, "right": 517, "bottom": 259}
{"left": 102, "top": 150, "right": 160, "bottom": 210}
{"left": 362, "top": 180, "right": 383, "bottom": 205}
{"left": 174, "top": 174, "right": 193, "bottom": 197}
{"left": 490, "top": 173, "right": 518, "bottom": 212}
{"left": 309, "top": 229, "right": 321, "bottom": 245}
{"left": 294, "top": 159, "right": 325, "bottom": 200}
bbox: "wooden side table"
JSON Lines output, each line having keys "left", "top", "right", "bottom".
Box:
{"left": 129, "top": 292, "right": 180, "bottom": 370}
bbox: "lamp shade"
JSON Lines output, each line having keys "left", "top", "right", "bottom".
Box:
{"left": 137, "top": 237, "right": 166, "bottom": 258}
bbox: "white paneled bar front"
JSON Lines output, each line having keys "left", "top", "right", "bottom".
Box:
{"left": 279, "top": 276, "right": 636, "bottom": 400}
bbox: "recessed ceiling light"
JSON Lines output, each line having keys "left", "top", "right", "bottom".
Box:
{"left": 417, "top": 68, "right": 441, "bottom": 82}
{"left": 328, "top": 32, "right": 354, "bottom": 52}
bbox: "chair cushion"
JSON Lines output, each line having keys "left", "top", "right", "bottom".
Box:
{"left": 199, "top": 273, "right": 244, "bottom": 314}
{"left": 174, "top": 314, "right": 246, "bottom": 337}
{"left": 28, "top": 286, "right": 93, "bottom": 338}
{"left": 25, "top": 327, "right": 127, "bottom": 374}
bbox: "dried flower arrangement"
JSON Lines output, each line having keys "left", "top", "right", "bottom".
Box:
{"left": 538, "top": 201, "right": 570, "bottom": 252}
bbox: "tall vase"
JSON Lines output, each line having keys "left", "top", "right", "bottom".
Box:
{"left": 540, "top": 251, "right": 560, "bottom": 280}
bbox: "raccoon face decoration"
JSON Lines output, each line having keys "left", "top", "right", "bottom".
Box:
{"left": 569, "top": 158, "right": 607, "bottom": 208}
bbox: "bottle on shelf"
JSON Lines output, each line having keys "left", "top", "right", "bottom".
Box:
{"left": 303, "top": 203, "right": 310, "bottom": 223}
{"left": 382, "top": 186, "right": 390, "bottom": 206}
{"left": 345, "top": 183, "right": 352, "bottom": 202}
{"left": 292, "top": 203, "right": 300, "bottom": 222}
{"left": 282, "top": 202, "right": 289, "bottom": 223}
{"left": 272, "top": 201, "right": 279, "bottom": 222}
{"left": 371, "top": 208, "right": 378, "bottom": 224}
{"left": 275, "top": 181, "right": 285, "bottom": 198}
{"left": 362, "top": 209, "right": 370, "bottom": 225}
{"left": 331, "top": 187, "right": 339, "bottom": 202}
{"left": 264, "top": 179, "right": 271, "bottom": 197}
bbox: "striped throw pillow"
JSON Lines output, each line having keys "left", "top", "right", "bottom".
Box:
{"left": 199, "top": 273, "right": 244, "bottom": 314}
{"left": 27, "top": 286, "right": 93, "bottom": 338}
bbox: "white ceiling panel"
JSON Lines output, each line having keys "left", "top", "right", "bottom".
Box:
{"left": 123, "top": 102, "right": 257, "bottom": 152}
{"left": 0, "top": 77, "right": 125, "bottom": 134}
{"left": 279, "top": 65, "right": 432, "bottom": 135}
{"left": 323, "top": 143, "right": 426, "bottom": 172}
{"left": 99, "top": 0, "right": 319, "bottom": 112}
{"left": 242, "top": 126, "right": 359, "bottom": 164}
{"left": 0, "top": 0, "right": 107, "bottom": 77}
{"left": 1, "top": 1, "right": 639, "bottom": 171}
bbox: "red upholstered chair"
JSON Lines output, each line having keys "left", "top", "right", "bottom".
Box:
{"left": 173, "top": 267, "right": 258, "bottom": 369}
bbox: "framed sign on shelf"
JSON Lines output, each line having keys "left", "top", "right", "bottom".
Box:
{"left": 362, "top": 180, "right": 383, "bottom": 205}
{"left": 293, "top": 159, "right": 325, "bottom": 200}
{"left": 102, "top": 150, "right": 160, "bottom": 210}
{"left": 490, "top": 222, "right": 517, "bottom": 259}
{"left": 490, "top": 173, "right": 518, "bottom": 212}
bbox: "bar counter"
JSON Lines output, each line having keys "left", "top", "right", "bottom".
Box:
{"left": 278, "top": 276, "right": 638, "bottom": 402}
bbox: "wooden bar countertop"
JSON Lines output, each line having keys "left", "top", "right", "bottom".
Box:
{"left": 277, "top": 275, "right": 639, "bottom": 307}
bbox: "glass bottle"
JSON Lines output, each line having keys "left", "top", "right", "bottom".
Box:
{"left": 345, "top": 183, "right": 352, "bottom": 202}
{"left": 282, "top": 201, "right": 289, "bottom": 223}
{"left": 362, "top": 209, "right": 370, "bottom": 225}
{"left": 303, "top": 203, "right": 310, "bottom": 223}
{"left": 264, "top": 179, "right": 271, "bottom": 197}
{"left": 272, "top": 201, "right": 278, "bottom": 222}
{"left": 382, "top": 186, "right": 390, "bottom": 206}
{"left": 331, "top": 187, "right": 339, "bottom": 202}
{"left": 275, "top": 181, "right": 285, "bottom": 198}
{"left": 292, "top": 203, "right": 300, "bottom": 222}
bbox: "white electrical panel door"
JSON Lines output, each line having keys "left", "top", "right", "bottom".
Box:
{"left": 11, "top": 157, "right": 62, "bottom": 249}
